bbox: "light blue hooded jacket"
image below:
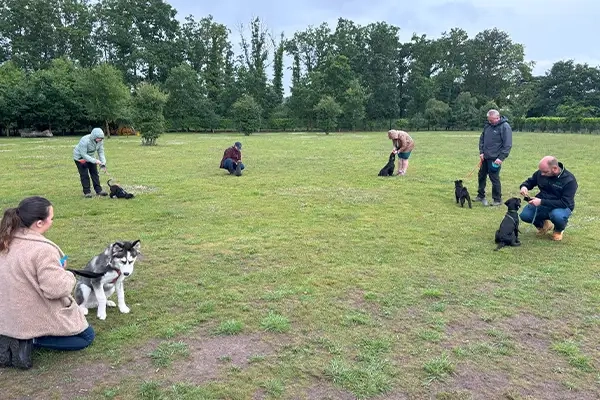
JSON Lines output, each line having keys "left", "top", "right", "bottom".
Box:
{"left": 73, "top": 128, "right": 106, "bottom": 165}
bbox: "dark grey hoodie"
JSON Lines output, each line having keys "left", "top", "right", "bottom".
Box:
{"left": 478, "top": 116, "right": 512, "bottom": 161}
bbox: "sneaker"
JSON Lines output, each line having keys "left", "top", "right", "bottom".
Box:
{"left": 537, "top": 220, "right": 553, "bottom": 236}
{"left": 9, "top": 338, "right": 32, "bottom": 369}
{"left": 84, "top": 193, "right": 93, "bottom": 198}
{"left": 491, "top": 200, "right": 502, "bottom": 207}
{"left": 476, "top": 198, "right": 489, "bottom": 206}
{"left": 552, "top": 231, "right": 564, "bottom": 241}
{"left": 96, "top": 191, "right": 108, "bottom": 196}
{"left": 234, "top": 164, "right": 242, "bottom": 176}
{"left": 474, "top": 196, "right": 485, "bottom": 202}
{"left": 0, "top": 335, "right": 13, "bottom": 367}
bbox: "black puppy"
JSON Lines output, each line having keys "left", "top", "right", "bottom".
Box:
{"left": 108, "top": 179, "right": 135, "bottom": 199}
{"left": 494, "top": 197, "right": 522, "bottom": 251}
{"left": 454, "top": 180, "right": 472, "bottom": 208}
{"left": 378, "top": 152, "right": 396, "bottom": 177}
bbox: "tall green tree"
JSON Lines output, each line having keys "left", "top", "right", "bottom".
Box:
{"left": 232, "top": 94, "right": 262, "bottom": 135}
{"left": 463, "top": 28, "right": 530, "bottom": 105}
{"left": 424, "top": 98, "right": 450, "bottom": 129}
{"left": 0, "top": 61, "right": 26, "bottom": 135}
{"left": 314, "top": 95, "right": 342, "bottom": 134}
{"left": 163, "top": 63, "right": 216, "bottom": 131}
{"left": 452, "top": 92, "right": 479, "bottom": 129}
{"left": 24, "top": 58, "right": 84, "bottom": 131}
{"left": 239, "top": 17, "right": 269, "bottom": 115}
{"left": 342, "top": 78, "right": 368, "bottom": 131}
{"left": 77, "top": 63, "right": 130, "bottom": 137}
{"left": 131, "top": 82, "right": 168, "bottom": 145}
{"left": 363, "top": 22, "right": 402, "bottom": 123}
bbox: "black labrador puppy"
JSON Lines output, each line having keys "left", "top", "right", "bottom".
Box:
{"left": 494, "top": 197, "right": 522, "bottom": 251}
{"left": 454, "top": 180, "right": 472, "bottom": 208}
{"left": 378, "top": 152, "right": 396, "bottom": 177}
{"left": 108, "top": 179, "right": 135, "bottom": 199}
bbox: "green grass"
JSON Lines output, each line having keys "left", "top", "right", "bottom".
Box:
{"left": 0, "top": 131, "right": 599, "bottom": 399}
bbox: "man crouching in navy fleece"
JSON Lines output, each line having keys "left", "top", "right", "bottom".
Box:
{"left": 519, "top": 156, "right": 578, "bottom": 241}
{"left": 220, "top": 142, "right": 245, "bottom": 176}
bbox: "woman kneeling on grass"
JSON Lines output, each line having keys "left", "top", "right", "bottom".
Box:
{"left": 0, "top": 196, "right": 94, "bottom": 370}
{"left": 387, "top": 129, "right": 415, "bottom": 175}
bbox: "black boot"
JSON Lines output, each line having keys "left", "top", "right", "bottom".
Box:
{"left": 10, "top": 338, "right": 33, "bottom": 369}
{"left": 234, "top": 163, "right": 242, "bottom": 176}
{"left": 0, "top": 335, "right": 12, "bottom": 367}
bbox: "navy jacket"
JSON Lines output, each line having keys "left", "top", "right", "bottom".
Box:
{"left": 479, "top": 117, "right": 512, "bottom": 161}
{"left": 520, "top": 162, "right": 578, "bottom": 210}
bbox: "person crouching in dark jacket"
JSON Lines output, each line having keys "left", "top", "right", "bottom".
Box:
{"left": 519, "top": 156, "right": 578, "bottom": 241}
{"left": 220, "top": 142, "right": 244, "bottom": 176}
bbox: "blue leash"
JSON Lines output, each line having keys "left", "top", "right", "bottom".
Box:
{"left": 526, "top": 205, "right": 538, "bottom": 233}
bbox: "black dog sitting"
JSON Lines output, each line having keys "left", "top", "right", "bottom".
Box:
{"left": 494, "top": 197, "right": 522, "bottom": 251}
{"left": 108, "top": 179, "right": 135, "bottom": 199}
{"left": 454, "top": 180, "right": 472, "bottom": 208}
{"left": 378, "top": 152, "right": 396, "bottom": 176}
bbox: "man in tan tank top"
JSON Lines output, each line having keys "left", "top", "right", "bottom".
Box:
{"left": 387, "top": 130, "right": 415, "bottom": 175}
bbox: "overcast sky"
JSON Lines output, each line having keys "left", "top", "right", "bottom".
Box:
{"left": 167, "top": 0, "right": 598, "bottom": 88}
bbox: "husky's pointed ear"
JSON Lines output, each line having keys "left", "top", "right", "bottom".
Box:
{"left": 111, "top": 242, "right": 124, "bottom": 255}
{"left": 132, "top": 240, "right": 141, "bottom": 251}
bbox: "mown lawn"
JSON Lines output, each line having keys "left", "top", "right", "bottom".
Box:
{"left": 0, "top": 131, "right": 598, "bottom": 400}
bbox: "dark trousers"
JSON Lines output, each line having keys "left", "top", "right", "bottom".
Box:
{"left": 34, "top": 326, "right": 95, "bottom": 351}
{"left": 75, "top": 160, "right": 102, "bottom": 194}
{"left": 222, "top": 158, "right": 245, "bottom": 174}
{"left": 477, "top": 159, "right": 502, "bottom": 201}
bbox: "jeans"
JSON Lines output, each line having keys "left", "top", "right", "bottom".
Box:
{"left": 34, "top": 326, "right": 95, "bottom": 351}
{"left": 75, "top": 161, "right": 102, "bottom": 194}
{"left": 519, "top": 204, "right": 572, "bottom": 232}
{"left": 477, "top": 159, "right": 502, "bottom": 201}
{"left": 222, "top": 158, "right": 245, "bottom": 173}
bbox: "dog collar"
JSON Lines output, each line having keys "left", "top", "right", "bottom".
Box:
{"left": 109, "top": 267, "right": 121, "bottom": 284}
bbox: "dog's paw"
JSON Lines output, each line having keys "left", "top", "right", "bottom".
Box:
{"left": 119, "top": 305, "right": 130, "bottom": 314}
{"left": 97, "top": 311, "right": 107, "bottom": 320}
{"left": 106, "top": 300, "right": 117, "bottom": 307}
{"left": 80, "top": 306, "right": 89, "bottom": 316}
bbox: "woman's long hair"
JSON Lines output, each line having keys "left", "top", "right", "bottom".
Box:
{"left": 0, "top": 196, "right": 52, "bottom": 252}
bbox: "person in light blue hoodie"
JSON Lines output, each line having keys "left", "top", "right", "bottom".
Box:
{"left": 73, "top": 128, "right": 108, "bottom": 198}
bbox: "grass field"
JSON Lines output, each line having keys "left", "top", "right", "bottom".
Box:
{"left": 0, "top": 131, "right": 599, "bottom": 400}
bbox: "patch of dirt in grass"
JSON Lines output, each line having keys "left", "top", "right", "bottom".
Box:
{"left": 441, "top": 313, "right": 598, "bottom": 400}
{"left": 495, "top": 313, "right": 555, "bottom": 353}
{"left": 433, "top": 364, "right": 511, "bottom": 399}
{"left": 345, "top": 288, "right": 383, "bottom": 316}
{"left": 123, "top": 184, "right": 159, "bottom": 194}
{"left": 165, "top": 332, "right": 281, "bottom": 385}
{"left": 3, "top": 331, "right": 286, "bottom": 400}
{"left": 372, "top": 390, "right": 410, "bottom": 399}
{"left": 295, "top": 382, "right": 356, "bottom": 400}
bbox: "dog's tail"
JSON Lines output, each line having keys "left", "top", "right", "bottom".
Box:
{"left": 107, "top": 179, "right": 113, "bottom": 186}
{"left": 67, "top": 268, "right": 105, "bottom": 278}
{"left": 494, "top": 243, "right": 505, "bottom": 251}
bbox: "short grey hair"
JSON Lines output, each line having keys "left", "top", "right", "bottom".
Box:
{"left": 487, "top": 109, "right": 500, "bottom": 117}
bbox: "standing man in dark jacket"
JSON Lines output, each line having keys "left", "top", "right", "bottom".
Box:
{"left": 519, "top": 156, "right": 578, "bottom": 241}
{"left": 220, "top": 142, "right": 244, "bottom": 176}
{"left": 475, "top": 109, "right": 513, "bottom": 206}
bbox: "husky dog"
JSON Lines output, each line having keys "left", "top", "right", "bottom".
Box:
{"left": 378, "top": 152, "right": 396, "bottom": 177}
{"left": 108, "top": 179, "right": 135, "bottom": 199}
{"left": 74, "top": 240, "right": 141, "bottom": 320}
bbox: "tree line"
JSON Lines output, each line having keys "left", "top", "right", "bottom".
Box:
{"left": 1, "top": 0, "right": 599, "bottom": 137}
